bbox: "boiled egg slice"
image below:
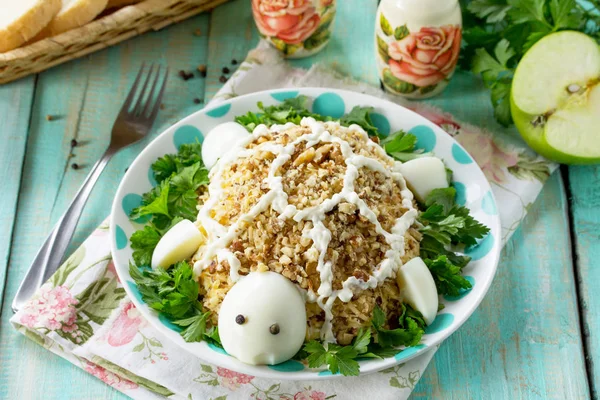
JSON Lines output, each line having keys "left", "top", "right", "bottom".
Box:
{"left": 151, "top": 219, "right": 203, "bottom": 269}
{"left": 201, "top": 122, "right": 249, "bottom": 170}
{"left": 398, "top": 156, "right": 448, "bottom": 203}
{"left": 396, "top": 257, "right": 439, "bottom": 325}
{"left": 218, "top": 271, "right": 307, "bottom": 365}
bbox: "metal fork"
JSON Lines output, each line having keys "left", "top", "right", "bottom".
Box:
{"left": 12, "top": 64, "right": 168, "bottom": 313}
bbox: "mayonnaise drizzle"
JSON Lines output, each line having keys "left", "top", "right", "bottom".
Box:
{"left": 195, "top": 118, "right": 418, "bottom": 342}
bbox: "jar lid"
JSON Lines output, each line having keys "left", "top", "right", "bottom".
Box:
{"left": 393, "top": 0, "right": 458, "bottom": 19}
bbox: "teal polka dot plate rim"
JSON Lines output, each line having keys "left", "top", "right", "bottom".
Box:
{"left": 121, "top": 193, "right": 150, "bottom": 224}
{"left": 451, "top": 143, "right": 474, "bottom": 164}
{"left": 408, "top": 125, "right": 436, "bottom": 152}
{"left": 173, "top": 125, "right": 203, "bottom": 149}
{"left": 482, "top": 190, "right": 498, "bottom": 215}
{"left": 110, "top": 88, "right": 502, "bottom": 381}
{"left": 268, "top": 360, "right": 305, "bottom": 372}
{"left": 370, "top": 112, "right": 391, "bottom": 136}
{"left": 115, "top": 226, "right": 128, "bottom": 250}
{"left": 206, "top": 103, "right": 232, "bottom": 118}
{"left": 270, "top": 91, "right": 299, "bottom": 101}
{"left": 453, "top": 181, "right": 467, "bottom": 206}
{"left": 312, "top": 92, "right": 346, "bottom": 118}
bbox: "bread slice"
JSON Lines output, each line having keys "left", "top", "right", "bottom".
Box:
{"left": 0, "top": 0, "right": 61, "bottom": 52}
{"left": 107, "top": 0, "right": 142, "bottom": 9}
{"left": 38, "top": 0, "right": 109, "bottom": 38}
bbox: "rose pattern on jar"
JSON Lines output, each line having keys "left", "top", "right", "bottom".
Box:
{"left": 375, "top": 0, "right": 462, "bottom": 99}
{"left": 252, "top": 0, "right": 336, "bottom": 58}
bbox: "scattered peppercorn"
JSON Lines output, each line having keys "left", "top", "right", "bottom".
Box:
{"left": 178, "top": 70, "right": 194, "bottom": 81}
{"left": 231, "top": 59, "right": 238, "bottom": 65}
{"left": 197, "top": 64, "right": 207, "bottom": 73}
{"left": 269, "top": 323, "right": 280, "bottom": 335}
{"left": 70, "top": 139, "right": 78, "bottom": 147}
{"left": 71, "top": 163, "right": 79, "bottom": 170}
{"left": 235, "top": 315, "right": 246, "bottom": 325}
{"left": 193, "top": 98, "right": 201, "bottom": 104}
{"left": 222, "top": 66, "right": 230, "bottom": 74}
{"left": 46, "top": 114, "right": 54, "bottom": 121}
{"left": 160, "top": 103, "right": 165, "bottom": 110}
{"left": 193, "top": 29, "right": 201, "bottom": 36}
{"left": 219, "top": 75, "right": 227, "bottom": 83}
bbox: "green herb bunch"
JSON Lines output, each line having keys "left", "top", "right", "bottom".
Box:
{"left": 461, "top": 0, "right": 600, "bottom": 125}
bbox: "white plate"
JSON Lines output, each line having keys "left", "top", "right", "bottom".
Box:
{"left": 110, "top": 88, "right": 501, "bottom": 380}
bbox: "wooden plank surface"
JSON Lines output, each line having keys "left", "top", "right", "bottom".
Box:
{"left": 0, "top": 14, "right": 211, "bottom": 400}
{"left": 0, "top": 78, "right": 34, "bottom": 309}
{"left": 568, "top": 165, "right": 600, "bottom": 399}
{"left": 0, "top": 0, "right": 594, "bottom": 398}
{"left": 413, "top": 174, "right": 589, "bottom": 399}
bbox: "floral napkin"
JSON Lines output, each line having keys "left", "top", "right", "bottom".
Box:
{"left": 11, "top": 41, "right": 556, "bottom": 400}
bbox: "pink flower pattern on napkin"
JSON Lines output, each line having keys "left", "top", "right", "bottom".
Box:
{"left": 216, "top": 367, "right": 255, "bottom": 390}
{"left": 292, "top": 389, "right": 327, "bottom": 400}
{"left": 456, "top": 130, "right": 519, "bottom": 184}
{"left": 85, "top": 362, "right": 138, "bottom": 390}
{"left": 20, "top": 285, "right": 79, "bottom": 333}
{"left": 107, "top": 302, "right": 146, "bottom": 347}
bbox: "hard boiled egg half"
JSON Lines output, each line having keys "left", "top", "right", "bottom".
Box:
{"left": 151, "top": 219, "right": 204, "bottom": 269}
{"left": 398, "top": 156, "right": 448, "bottom": 203}
{"left": 201, "top": 122, "right": 249, "bottom": 170}
{"left": 396, "top": 257, "right": 439, "bottom": 325}
{"left": 218, "top": 271, "right": 307, "bottom": 365}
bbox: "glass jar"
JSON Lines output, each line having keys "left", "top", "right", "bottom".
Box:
{"left": 251, "top": 0, "right": 336, "bottom": 59}
{"left": 375, "top": 0, "right": 462, "bottom": 99}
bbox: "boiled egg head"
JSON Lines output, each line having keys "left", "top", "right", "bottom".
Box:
{"left": 218, "top": 271, "right": 307, "bottom": 365}
{"left": 201, "top": 122, "right": 249, "bottom": 170}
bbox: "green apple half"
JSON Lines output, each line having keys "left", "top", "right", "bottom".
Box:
{"left": 511, "top": 31, "right": 600, "bottom": 164}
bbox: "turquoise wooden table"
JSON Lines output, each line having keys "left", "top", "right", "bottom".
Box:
{"left": 0, "top": 1, "right": 597, "bottom": 399}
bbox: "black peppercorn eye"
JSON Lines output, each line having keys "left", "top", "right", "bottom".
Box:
{"left": 269, "top": 323, "right": 280, "bottom": 335}
{"left": 235, "top": 314, "right": 246, "bottom": 325}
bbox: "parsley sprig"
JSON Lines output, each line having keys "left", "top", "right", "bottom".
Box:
{"left": 129, "top": 143, "right": 209, "bottom": 267}
{"left": 302, "top": 304, "right": 427, "bottom": 376}
{"left": 418, "top": 187, "right": 490, "bottom": 296}
{"left": 129, "top": 261, "right": 220, "bottom": 344}
{"left": 128, "top": 143, "right": 215, "bottom": 345}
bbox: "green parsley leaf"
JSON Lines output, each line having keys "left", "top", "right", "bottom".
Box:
{"left": 235, "top": 96, "right": 330, "bottom": 131}
{"left": 204, "top": 326, "right": 222, "bottom": 347}
{"left": 424, "top": 255, "right": 473, "bottom": 296}
{"left": 380, "top": 130, "right": 417, "bottom": 153}
{"left": 304, "top": 341, "right": 328, "bottom": 368}
{"left": 371, "top": 305, "right": 426, "bottom": 348}
{"left": 302, "top": 327, "right": 374, "bottom": 376}
{"left": 508, "top": 0, "right": 547, "bottom": 25}
{"left": 352, "top": 328, "right": 371, "bottom": 354}
{"left": 151, "top": 154, "right": 178, "bottom": 184}
{"left": 328, "top": 346, "right": 360, "bottom": 376}
{"left": 131, "top": 180, "right": 171, "bottom": 219}
{"left": 129, "top": 226, "right": 161, "bottom": 267}
{"left": 467, "top": 0, "right": 513, "bottom": 23}
{"left": 339, "top": 106, "right": 379, "bottom": 137}
{"left": 372, "top": 304, "right": 386, "bottom": 330}
{"left": 174, "top": 311, "right": 210, "bottom": 342}
{"left": 129, "top": 261, "right": 217, "bottom": 343}
{"left": 425, "top": 187, "right": 456, "bottom": 214}
{"left": 472, "top": 39, "right": 516, "bottom": 126}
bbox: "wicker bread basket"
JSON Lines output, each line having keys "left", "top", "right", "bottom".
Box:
{"left": 0, "top": 0, "right": 231, "bottom": 84}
